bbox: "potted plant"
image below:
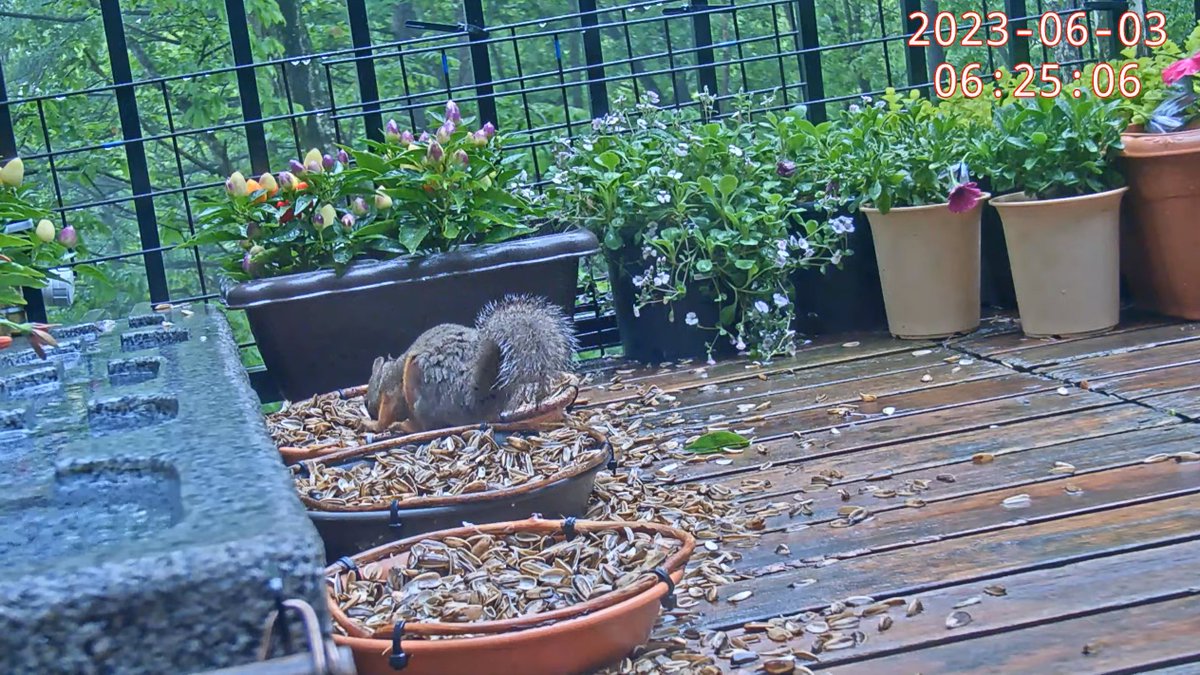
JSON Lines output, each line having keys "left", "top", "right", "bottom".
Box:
{"left": 548, "top": 93, "right": 849, "bottom": 363}
{"left": 823, "top": 89, "right": 989, "bottom": 339}
{"left": 1099, "top": 24, "right": 1200, "bottom": 319}
{"left": 185, "top": 102, "right": 598, "bottom": 401}
{"left": 980, "top": 91, "right": 1127, "bottom": 337}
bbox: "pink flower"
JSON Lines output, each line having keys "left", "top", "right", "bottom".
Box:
{"left": 947, "top": 181, "right": 983, "bottom": 214}
{"left": 1163, "top": 53, "right": 1200, "bottom": 85}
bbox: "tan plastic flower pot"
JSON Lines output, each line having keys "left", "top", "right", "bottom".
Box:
{"left": 991, "top": 189, "right": 1125, "bottom": 338}
{"left": 326, "top": 518, "right": 695, "bottom": 675}
{"left": 862, "top": 197, "right": 987, "bottom": 339}
{"left": 1120, "top": 128, "right": 1200, "bottom": 319}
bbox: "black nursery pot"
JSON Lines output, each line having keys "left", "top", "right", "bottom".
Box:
{"left": 977, "top": 179, "right": 1018, "bottom": 310}
{"left": 789, "top": 209, "right": 887, "bottom": 335}
{"left": 607, "top": 255, "right": 736, "bottom": 364}
{"left": 224, "top": 229, "right": 599, "bottom": 402}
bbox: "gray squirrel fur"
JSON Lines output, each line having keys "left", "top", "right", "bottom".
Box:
{"left": 365, "top": 294, "right": 577, "bottom": 432}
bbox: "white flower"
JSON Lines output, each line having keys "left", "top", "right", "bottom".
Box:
{"left": 674, "top": 143, "right": 689, "bottom": 157}
{"left": 830, "top": 215, "right": 856, "bottom": 234}
{"left": 775, "top": 239, "right": 788, "bottom": 251}
{"left": 775, "top": 251, "right": 789, "bottom": 266}
{"left": 862, "top": 95, "right": 873, "bottom": 103}
{"left": 667, "top": 169, "right": 683, "bottom": 181}
{"left": 582, "top": 141, "right": 594, "bottom": 151}
{"left": 646, "top": 90, "right": 661, "bottom": 105}
{"left": 874, "top": 100, "right": 886, "bottom": 109}
{"left": 754, "top": 300, "right": 770, "bottom": 313}
{"left": 736, "top": 338, "right": 746, "bottom": 351}
{"left": 654, "top": 271, "right": 670, "bottom": 286}
{"left": 642, "top": 246, "right": 655, "bottom": 259}
{"left": 633, "top": 305, "right": 641, "bottom": 318}
{"left": 632, "top": 274, "right": 645, "bottom": 287}
{"left": 551, "top": 173, "right": 566, "bottom": 185}
{"left": 654, "top": 120, "right": 667, "bottom": 130}
{"left": 727, "top": 145, "right": 744, "bottom": 157}
{"left": 685, "top": 312, "right": 699, "bottom": 326}
{"left": 656, "top": 190, "right": 671, "bottom": 204}
{"left": 637, "top": 118, "right": 649, "bottom": 130}
{"left": 773, "top": 292, "right": 788, "bottom": 307}
{"left": 831, "top": 250, "right": 843, "bottom": 265}
{"left": 848, "top": 104, "right": 861, "bottom": 113}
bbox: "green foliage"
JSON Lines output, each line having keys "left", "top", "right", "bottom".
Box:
{"left": 183, "top": 107, "right": 542, "bottom": 282}
{"left": 1089, "top": 21, "right": 1200, "bottom": 127}
{"left": 979, "top": 92, "right": 1126, "bottom": 200}
{"left": 686, "top": 430, "right": 751, "bottom": 454}
{"left": 821, "top": 88, "right": 986, "bottom": 215}
{"left": 548, "top": 93, "right": 850, "bottom": 360}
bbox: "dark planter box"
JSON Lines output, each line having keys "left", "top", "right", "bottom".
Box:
{"left": 790, "top": 211, "right": 887, "bottom": 335}
{"left": 607, "top": 256, "right": 736, "bottom": 364}
{"left": 225, "top": 229, "right": 599, "bottom": 401}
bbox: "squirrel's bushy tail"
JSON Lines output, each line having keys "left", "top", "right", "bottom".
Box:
{"left": 477, "top": 294, "right": 577, "bottom": 397}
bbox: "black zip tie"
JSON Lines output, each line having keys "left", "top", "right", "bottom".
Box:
{"left": 561, "top": 516, "right": 578, "bottom": 541}
{"left": 389, "top": 500, "right": 404, "bottom": 531}
{"left": 605, "top": 442, "right": 618, "bottom": 472}
{"left": 389, "top": 621, "right": 409, "bottom": 670}
{"left": 335, "top": 556, "right": 359, "bottom": 579}
{"left": 652, "top": 567, "right": 676, "bottom": 610}
{"left": 268, "top": 577, "right": 292, "bottom": 651}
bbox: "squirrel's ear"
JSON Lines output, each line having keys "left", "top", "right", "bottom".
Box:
{"left": 372, "top": 356, "right": 385, "bottom": 373}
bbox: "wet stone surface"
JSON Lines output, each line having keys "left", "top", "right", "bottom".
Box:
{"left": 0, "top": 307, "right": 325, "bottom": 674}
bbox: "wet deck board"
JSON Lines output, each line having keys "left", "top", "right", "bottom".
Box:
{"left": 591, "top": 315, "right": 1200, "bottom": 673}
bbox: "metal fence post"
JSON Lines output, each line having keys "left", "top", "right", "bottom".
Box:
{"left": 1004, "top": 0, "right": 1032, "bottom": 66}
{"left": 346, "top": 0, "right": 384, "bottom": 141}
{"left": 691, "top": 0, "right": 721, "bottom": 106}
{"left": 0, "top": 62, "right": 49, "bottom": 323}
{"left": 462, "top": 0, "right": 499, "bottom": 126}
{"left": 100, "top": 0, "right": 170, "bottom": 306}
{"left": 795, "top": 0, "right": 826, "bottom": 123}
{"left": 899, "top": 0, "right": 929, "bottom": 90}
{"left": 224, "top": 0, "right": 270, "bottom": 174}
{"left": 578, "top": 0, "right": 609, "bottom": 119}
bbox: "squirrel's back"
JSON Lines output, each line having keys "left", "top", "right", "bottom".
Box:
{"left": 476, "top": 294, "right": 577, "bottom": 400}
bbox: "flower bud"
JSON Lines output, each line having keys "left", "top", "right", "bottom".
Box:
{"left": 288, "top": 159, "right": 305, "bottom": 175}
{"left": 351, "top": 197, "right": 369, "bottom": 216}
{"left": 776, "top": 160, "right": 797, "bottom": 178}
{"left": 374, "top": 189, "right": 393, "bottom": 211}
{"left": 385, "top": 119, "right": 402, "bottom": 143}
{"left": 57, "top": 225, "right": 78, "bottom": 249}
{"left": 277, "top": 171, "right": 297, "bottom": 191}
{"left": 453, "top": 149, "right": 470, "bottom": 167}
{"left": 427, "top": 140, "right": 445, "bottom": 164}
{"left": 445, "top": 100, "right": 461, "bottom": 123}
{"left": 303, "top": 148, "right": 324, "bottom": 173}
{"left": 337, "top": 149, "right": 350, "bottom": 166}
{"left": 482, "top": 121, "right": 497, "bottom": 138}
{"left": 436, "top": 121, "right": 455, "bottom": 145}
{"left": 225, "top": 171, "right": 248, "bottom": 197}
{"left": 400, "top": 130, "right": 415, "bottom": 144}
{"left": 341, "top": 213, "right": 356, "bottom": 230}
{"left": 322, "top": 154, "right": 335, "bottom": 170}
{"left": 249, "top": 245, "right": 266, "bottom": 257}
{"left": 259, "top": 172, "right": 279, "bottom": 196}
{"left": 0, "top": 157, "right": 24, "bottom": 187}
{"left": 35, "top": 219, "right": 56, "bottom": 243}
{"left": 418, "top": 131, "right": 431, "bottom": 143}
{"left": 468, "top": 130, "right": 488, "bottom": 147}
{"left": 314, "top": 204, "right": 336, "bottom": 231}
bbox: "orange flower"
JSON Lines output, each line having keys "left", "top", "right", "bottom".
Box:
{"left": 294, "top": 181, "right": 309, "bottom": 191}
{"left": 245, "top": 179, "right": 266, "bottom": 203}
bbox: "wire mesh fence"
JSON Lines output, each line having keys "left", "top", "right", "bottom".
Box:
{"left": 1, "top": 0, "right": 1193, "bottom": 396}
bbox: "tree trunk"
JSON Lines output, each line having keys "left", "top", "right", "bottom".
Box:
{"left": 276, "top": 0, "right": 325, "bottom": 150}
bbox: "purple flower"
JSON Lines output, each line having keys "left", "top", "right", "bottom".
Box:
{"left": 445, "top": 100, "right": 461, "bottom": 123}
{"left": 385, "top": 119, "right": 401, "bottom": 142}
{"left": 277, "top": 171, "right": 296, "bottom": 190}
{"left": 322, "top": 154, "right": 335, "bottom": 170}
{"left": 57, "top": 225, "right": 78, "bottom": 249}
{"left": 482, "top": 121, "right": 497, "bottom": 138}
{"left": 947, "top": 181, "right": 983, "bottom": 214}
{"left": 776, "top": 160, "right": 797, "bottom": 178}
{"left": 400, "top": 130, "right": 415, "bottom": 144}
{"left": 469, "top": 130, "right": 488, "bottom": 147}
{"left": 436, "top": 120, "right": 455, "bottom": 144}
{"left": 288, "top": 159, "right": 305, "bottom": 174}
{"left": 351, "top": 197, "right": 369, "bottom": 216}
{"left": 337, "top": 149, "right": 350, "bottom": 165}
{"left": 341, "top": 213, "right": 356, "bottom": 229}
{"left": 453, "top": 149, "right": 469, "bottom": 167}
{"left": 427, "top": 140, "right": 445, "bottom": 163}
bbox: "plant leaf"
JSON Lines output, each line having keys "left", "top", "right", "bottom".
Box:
{"left": 686, "top": 430, "right": 751, "bottom": 454}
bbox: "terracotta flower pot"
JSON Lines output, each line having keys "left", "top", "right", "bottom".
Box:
{"left": 862, "top": 197, "right": 987, "bottom": 339}
{"left": 991, "top": 189, "right": 1125, "bottom": 338}
{"left": 326, "top": 518, "right": 695, "bottom": 675}
{"left": 1120, "top": 128, "right": 1200, "bottom": 319}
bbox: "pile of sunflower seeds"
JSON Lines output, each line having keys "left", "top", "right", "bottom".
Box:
{"left": 267, "top": 391, "right": 371, "bottom": 448}
{"left": 295, "top": 423, "right": 604, "bottom": 508}
{"left": 330, "top": 528, "right": 683, "bottom": 630}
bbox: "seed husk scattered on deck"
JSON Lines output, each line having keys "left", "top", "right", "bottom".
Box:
{"left": 878, "top": 615, "right": 893, "bottom": 632}
{"left": 972, "top": 452, "right": 995, "bottom": 464}
{"left": 906, "top": 598, "right": 924, "bottom": 617}
{"left": 983, "top": 584, "right": 1007, "bottom": 597}
{"left": 1002, "top": 493, "right": 1032, "bottom": 508}
{"left": 945, "top": 610, "right": 973, "bottom": 629}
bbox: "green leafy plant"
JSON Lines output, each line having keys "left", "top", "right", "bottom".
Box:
{"left": 978, "top": 91, "right": 1125, "bottom": 200}
{"left": 184, "top": 101, "right": 543, "bottom": 282}
{"left": 1088, "top": 22, "right": 1200, "bottom": 129}
{"left": 821, "top": 88, "right": 986, "bottom": 215}
{"left": 548, "top": 92, "right": 849, "bottom": 360}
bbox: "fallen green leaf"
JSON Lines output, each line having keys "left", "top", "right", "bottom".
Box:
{"left": 686, "top": 430, "right": 751, "bottom": 454}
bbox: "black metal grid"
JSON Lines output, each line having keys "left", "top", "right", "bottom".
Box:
{"left": 0, "top": 0, "right": 1179, "bottom": 397}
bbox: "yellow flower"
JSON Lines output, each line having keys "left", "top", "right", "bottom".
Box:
{"left": 374, "top": 189, "right": 393, "bottom": 211}
{"left": 0, "top": 158, "right": 24, "bottom": 187}
{"left": 304, "top": 148, "right": 324, "bottom": 174}
{"left": 35, "top": 219, "right": 56, "bottom": 243}
{"left": 225, "top": 171, "right": 248, "bottom": 197}
{"left": 259, "top": 172, "right": 278, "bottom": 197}
{"left": 314, "top": 204, "right": 337, "bottom": 231}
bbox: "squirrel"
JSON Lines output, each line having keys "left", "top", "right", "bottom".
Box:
{"left": 365, "top": 294, "right": 578, "bottom": 433}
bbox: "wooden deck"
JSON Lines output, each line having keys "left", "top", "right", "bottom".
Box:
{"left": 581, "top": 314, "right": 1200, "bottom": 674}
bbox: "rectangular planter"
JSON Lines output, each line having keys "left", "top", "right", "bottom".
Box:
{"left": 224, "top": 229, "right": 599, "bottom": 401}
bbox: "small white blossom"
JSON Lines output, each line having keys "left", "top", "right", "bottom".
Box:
{"left": 551, "top": 173, "right": 566, "bottom": 185}
{"left": 874, "top": 100, "right": 886, "bottom": 109}
{"left": 642, "top": 246, "right": 655, "bottom": 259}
{"left": 754, "top": 300, "right": 770, "bottom": 313}
{"left": 831, "top": 250, "right": 843, "bottom": 265}
{"left": 654, "top": 271, "right": 670, "bottom": 286}
{"left": 656, "top": 190, "right": 671, "bottom": 204}
{"left": 775, "top": 239, "right": 788, "bottom": 251}
{"left": 685, "top": 312, "right": 699, "bottom": 326}
{"left": 667, "top": 169, "right": 683, "bottom": 181}
{"left": 848, "top": 104, "right": 861, "bottom": 113}
{"left": 830, "top": 215, "right": 856, "bottom": 234}
{"left": 674, "top": 143, "right": 689, "bottom": 157}
{"left": 646, "top": 90, "right": 660, "bottom": 104}
{"left": 736, "top": 338, "right": 747, "bottom": 351}
{"left": 632, "top": 274, "right": 646, "bottom": 287}
{"left": 727, "top": 145, "right": 744, "bottom": 157}
{"left": 773, "top": 292, "right": 788, "bottom": 307}
{"left": 637, "top": 118, "right": 649, "bottom": 130}
{"left": 862, "top": 95, "right": 873, "bottom": 103}
{"left": 633, "top": 305, "right": 641, "bottom": 318}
